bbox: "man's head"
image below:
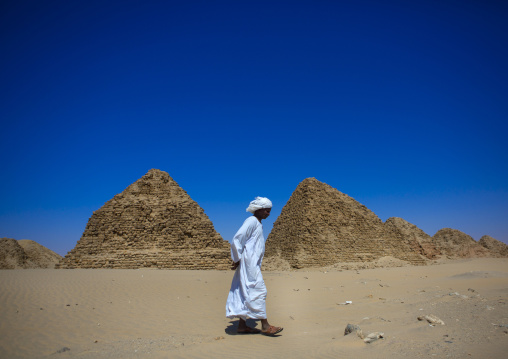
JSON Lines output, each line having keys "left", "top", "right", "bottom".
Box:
{"left": 246, "top": 197, "right": 272, "bottom": 214}
{"left": 254, "top": 207, "right": 271, "bottom": 220}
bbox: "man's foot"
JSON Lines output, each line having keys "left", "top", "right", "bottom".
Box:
{"left": 237, "top": 326, "right": 261, "bottom": 334}
{"left": 261, "top": 325, "right": 283, "bottom": 336}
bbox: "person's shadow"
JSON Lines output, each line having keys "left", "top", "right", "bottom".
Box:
{"left": 225, "top": 319, "right": 260, "bottom": 335}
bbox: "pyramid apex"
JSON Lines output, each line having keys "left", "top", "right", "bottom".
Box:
{"left": 296, "top": 177, "right": 330, "bottom": 190}
{"left": 144, "top": 168, "right": 170, "bottom": 178}
{"left": 300, "top": 177, "right": 321, "bottom": 184}
{"left": 385, "top": 217, "right": 408, "bottom": 224}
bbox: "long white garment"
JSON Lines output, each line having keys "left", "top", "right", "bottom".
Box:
{"left": 226, "top": 216, "right": 267, "bottom": 320}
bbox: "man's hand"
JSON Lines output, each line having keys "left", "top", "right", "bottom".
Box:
{"left": 231, "top": 261, "right": 240, "bottom": 270}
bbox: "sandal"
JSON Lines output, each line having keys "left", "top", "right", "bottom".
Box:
{"left": 261, "top": 325, "right": 283, "bottom": 336}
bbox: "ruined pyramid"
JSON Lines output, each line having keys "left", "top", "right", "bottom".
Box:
{"left": 433, "top": 228, "right": 490, "bottom": 258}
{"left": 478, "top": 235, "right": 508, "bottom": 257}
{"left": 0, "top": 238, "right": 61, "bottom": 269}
{"left": 57, "top": 169, "right": 231, "bottom": 269}
{"left": 384, "top": 217, "right": 440, "bottom": 259}
{"left": 18, "top": 240, "right": 62, "bottom": 268}
{"left": 1, "top": 238, "right": 28, "bottom": 269}
{"left": 264, "top": 178, "right": 426, "bottom": 268}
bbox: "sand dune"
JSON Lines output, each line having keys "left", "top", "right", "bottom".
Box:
{"left": 1, "top": 258, "right": 507, "bottom": 358}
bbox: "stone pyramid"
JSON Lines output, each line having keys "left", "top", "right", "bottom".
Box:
{"left": 478, "top": 235, "right": 508, "bottom": 257}
{"left": 57, "top": 169, "right": 231, "bottom": 269}
{"left": 432, "top": 228, "right": 490, "bottom": 258}
{"left": 0, "top": 238, "right": 61, "bottom": 269}
{"left": 264, "top": 178, "right": 426, "bottom": 268}
{"left": 1, "top": 238, "right": 28, "bottom": 269}
{"left": 384, "top": 217, "right": 440, "bottom": 259}
{"left": 18, "top": 240, "right": 62, "bottom": 268}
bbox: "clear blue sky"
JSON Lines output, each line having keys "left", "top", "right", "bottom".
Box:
{"left": 1, "top": 0, "right": 507, "bottom": 256}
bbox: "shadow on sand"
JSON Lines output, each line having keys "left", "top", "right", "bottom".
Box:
{"left": 225, "top": 319, "right": 260, "bottom": 335}
{"left": 225, "top": 319, "right": 282, "bottom": 337}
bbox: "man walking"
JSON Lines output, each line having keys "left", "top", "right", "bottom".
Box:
{"left": 226, "top": 197, "right": 283, "bottom": 336}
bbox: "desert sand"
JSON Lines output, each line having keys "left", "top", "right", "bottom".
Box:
{"left": 1, "top": 258, "right": 507, "bottom": 359}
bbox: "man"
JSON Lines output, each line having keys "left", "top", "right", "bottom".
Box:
{"left": 225, "top": 197, "right": 283, "bottom": 336}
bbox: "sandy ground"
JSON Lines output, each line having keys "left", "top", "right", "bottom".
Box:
{"left": 1, "top": 258, "right": 507, "bottom": 359}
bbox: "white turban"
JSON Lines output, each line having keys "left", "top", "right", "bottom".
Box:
{"left": 246, "top": 197, "right": 272, "bottom": 214}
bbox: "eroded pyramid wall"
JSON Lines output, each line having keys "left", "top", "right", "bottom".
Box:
{"left": 0, "top": 238, "right": 28, "bottom": 269}
{"left": 0, "top": 238, "right": 61, "bottom": 269}
{"left": 384, "top": 217, "right": 440, "bottom": 259}
{"left": 433, "top": 228, "right": 490, "bottom": 258}
{"left": 18, "top": 240, "right": 62, "bottom": 268}
{"left": 478, "top": 235, "right": 508, "bottom": 257}
{"left": 264, "top": 178, "right": 426, "bottom": 268}
{"left": 57, "top": 169, "right": 230, "bottom": 269}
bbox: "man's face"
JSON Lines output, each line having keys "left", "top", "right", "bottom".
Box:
{"left": 258, "top": 208, "right": 271, "bottom": 219}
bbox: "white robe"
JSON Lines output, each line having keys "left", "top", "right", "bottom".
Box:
{"left": 226, "top": 216, "right": 267, "bottom": 320}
